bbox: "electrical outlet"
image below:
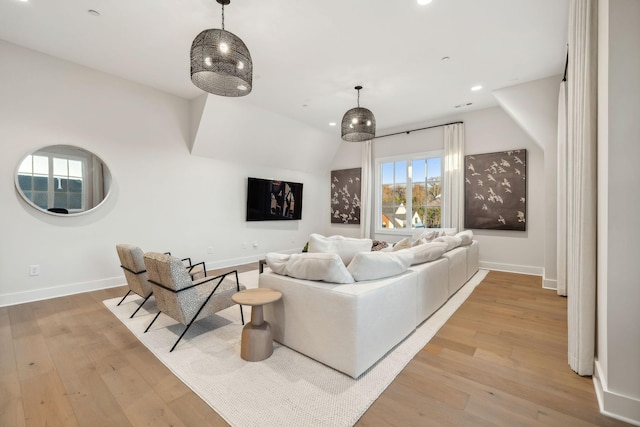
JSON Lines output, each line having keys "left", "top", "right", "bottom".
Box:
{"left": 207, "top": 246, "right": 213, "bottom": 254}
{"left": 29, "top": 264, "right": 40, "bottom": 276}
{"left": 252, "top": 241, "right": 259, "bottom": 248}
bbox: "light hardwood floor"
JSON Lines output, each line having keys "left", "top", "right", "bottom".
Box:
{"left": 0, "top": 268, "right": 629, "bottom": 426}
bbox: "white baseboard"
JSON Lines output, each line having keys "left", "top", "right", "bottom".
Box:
{"left": 594, "top": 360, "right": 640, "bottom": 426}
{"left": 0, "top": 276, "right": 125, "bottom": 307}
{"left": 204, "top": 248, "right": 300, "bottom": 270}
{"left": 0, "top": 250, "right": 302, "bottom": 308}
{"left": 542, "top": 278, "right": 557, "bottom": 290}
{"left": 479, "top": 261, "right": 544, "bottom": 277}
{"left": 204, "top": 254, "right": 265, "bottom": 270}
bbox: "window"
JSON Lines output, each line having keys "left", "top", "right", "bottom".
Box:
{"left": 377, "top": 152, "right": 443, "bottom": 233}
{"left": 18, "top": 151, "right": 85, "bottom": 212}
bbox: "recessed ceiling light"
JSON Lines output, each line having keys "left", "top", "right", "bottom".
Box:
{"left": 471, "top": 85, "right": 483, "bottom": 91}
{"left": 329, "top": 122, "right": 337, "bottom": 127}
{"left": 88, "top": 9, "right": 100, "bottom": 16}
{"left": 417, "top": 0, "right": 433, "bottom": 5}
{"left": 18, "top": 0, "right": 29, "bottom": 3}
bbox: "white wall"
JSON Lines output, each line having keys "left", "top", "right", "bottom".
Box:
{"left": 0, "top": 40, "right": 330, "bottom": 306}
{"left": 191, "top": 93, "right": 339, "bottom": 174}
{"left": 596, "top": 0, "right": 640, "bottom": 424}
{"left": 494, "top": 75, "right": 562, "bottom": 288}
{"left": 327, "top": 107, "right": 545, "bottom": 275}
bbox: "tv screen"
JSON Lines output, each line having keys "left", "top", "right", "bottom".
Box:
{"left": 246, "top": 177, "right": 303, "bottom": 221}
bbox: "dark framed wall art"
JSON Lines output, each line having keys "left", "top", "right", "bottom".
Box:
{"left": 331, "top": 167, "right": 361, "bottom": 224}
{"left": 464, "top": 149, "right": 527, "bottom": 231}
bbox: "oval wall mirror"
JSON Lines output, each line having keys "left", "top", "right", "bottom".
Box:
{"left": 15, "top": 145, "right": 112, "bottom": 216}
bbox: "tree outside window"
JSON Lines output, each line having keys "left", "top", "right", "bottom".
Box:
{"left": 379, "top": 154, "right": 442, "bottom": 231}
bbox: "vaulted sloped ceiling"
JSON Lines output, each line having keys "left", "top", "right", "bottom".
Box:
{"left": 190, "top": 94, "right": 338, "bottom": 173}
{"left": 0, "top": 0, "right": 570, "bottom": 169}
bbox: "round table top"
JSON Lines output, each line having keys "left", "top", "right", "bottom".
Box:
{"left": 232, "top": 288, "right": 282, "bottom": 306}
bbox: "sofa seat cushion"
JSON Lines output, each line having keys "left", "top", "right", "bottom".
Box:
{"left": 308, "top": 234, "right": 373, "bottom": 265}
{"left": 442, "top": 247, "right": 468, "bottom": 296}
{"left": 347, "top": 251, "right": 414, "bottom": 281}
{"left": 259, "top": 270, "right": 418, "bottom": 378}
{"left": 409, "top": 257, "right": 450, "bottom": 324}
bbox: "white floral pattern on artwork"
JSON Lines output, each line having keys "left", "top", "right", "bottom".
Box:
{"left": 464, "top": 150, "right": 527, "bottom": 231}
{"left": 331, "top": 168, "right": 361, "bottom": 224}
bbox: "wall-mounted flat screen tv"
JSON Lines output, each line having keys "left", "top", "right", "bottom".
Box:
{"left": 246, "top": 177, "right": 303, "bottom": 221}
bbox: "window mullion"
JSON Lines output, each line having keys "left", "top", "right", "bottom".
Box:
{"left": 47, "top": 156, "right": 55, "bottom": 208}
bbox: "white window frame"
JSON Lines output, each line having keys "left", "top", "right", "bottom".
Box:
{"left": 18, "top": 149, "right": 88, "bottom": 212}
{"left": 375, "top": 150, "right": 444, "bottom": 236}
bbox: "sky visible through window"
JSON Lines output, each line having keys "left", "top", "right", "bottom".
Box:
{"left": 382, "top": 158, "right": 441, "bottom": 184}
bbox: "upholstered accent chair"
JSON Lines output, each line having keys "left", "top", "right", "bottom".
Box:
{"left": 116, "top": 244, "right": 207, "bottom": 318}
{"left": 143, "top": 252, "right": 246, "bottom": 352}
{"left": 116, "top": 244, "right": 154, "bottom": 318}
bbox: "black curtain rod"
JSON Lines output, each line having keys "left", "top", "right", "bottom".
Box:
{"left": 374, "top": 121, "right": 464, "bottom": 139}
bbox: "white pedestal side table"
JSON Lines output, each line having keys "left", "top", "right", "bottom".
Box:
{"left": 231, "top": 288, "right": 282, "bottom": 362}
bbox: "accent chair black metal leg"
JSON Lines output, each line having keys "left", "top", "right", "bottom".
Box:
{"left": 145, "top": 311, "right": 162, "bottom": 333}
{"left": 170, "top": 322, "right": 195, "bottom": 352}
{"left": 117, "top": 290, "right": 132, "bottom": 306}
{"left": 234, "top": 270, "right": 245, "bottom": 325}
{"left": 130, "top": 294, "right": 152, "bottom": 318}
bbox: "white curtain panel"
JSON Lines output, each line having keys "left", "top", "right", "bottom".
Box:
{"left": 360, "top": 140, "right": 372, "bottom": 238}
{"left": 566, "top": 0, "right": 597, "bottom": 376}
{"left": 557, "top": 80, "right": 568, "bottom": 297}
{"left": 442, "top": 123, "right": 465, "bottom": 231}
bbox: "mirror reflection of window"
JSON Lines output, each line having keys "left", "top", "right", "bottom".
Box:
{"left": 15, "top": 145, "right": 111, "bottom": 215}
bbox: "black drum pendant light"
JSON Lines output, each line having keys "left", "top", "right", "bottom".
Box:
{"left": 190, "top": 0, "right": 252, "bottom": 97}
{"left": 341, "top": 86, "right": 376, "bottom": 142}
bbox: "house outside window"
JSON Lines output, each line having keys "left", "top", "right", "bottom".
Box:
{"left": 376, "top": 151, "right": 443, "bottom": 234}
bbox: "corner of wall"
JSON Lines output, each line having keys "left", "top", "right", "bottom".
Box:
{"left": 188, "top": 93, "right": 208, "bottom": 153}
{"left": 594, "top": 360, "right": 640, "bottom": 426}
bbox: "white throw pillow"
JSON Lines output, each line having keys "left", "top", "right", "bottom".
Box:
{"left": 347, "top": 251, "right": 414, "bottom": 281}
{"left": 412, "top": 229, "right": 436, "bottom": 241}
{"left": 265, "top": 252, "right": 290, "bottom": 275}
{"left": 400, "top": 241, "right": 448, "bottom": 265}
{"left": 285, "top": 253, "right": 355, "bottom": 284}
{"left": 391, "top": 237, "right": 412, "bottom": 251}
{"left": 412, "top": 228, "right": 457, "bottom": 241}
{"left": 440, "top": 228, "right": 458, "bottom": 236}
{"left": 307, "top": 234, "right": 372, "bottom": 265}
{"left": 413, "top": 238, "right": 427, "bottom": 247}
{"left": 456, "top": 230, "right": 474, "bottom": 246}
{"left": 434, "top": 235, "right": 463, "bottom": 251}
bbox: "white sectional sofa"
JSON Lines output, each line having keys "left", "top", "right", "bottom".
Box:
{"left": 258, "top": 232, "right": 480, "bottom": 379}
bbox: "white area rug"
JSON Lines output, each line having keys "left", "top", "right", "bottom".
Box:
{"left": 104, "top": 269, "right": 489, "bottom": 427}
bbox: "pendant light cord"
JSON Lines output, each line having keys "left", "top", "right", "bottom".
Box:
{"left": 357, "top": 88, "right": 360, "bottom": 107}
{"left": 221, "top": 3, "right": 225, "bottom": 30}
